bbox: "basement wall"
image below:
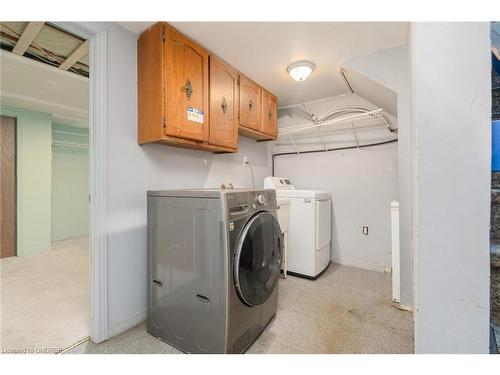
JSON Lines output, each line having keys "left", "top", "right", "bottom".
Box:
{"left": 342, "top": 44, "right": 413, "bottom": 309}
{"left": 276, "top": 94, "right": 398, "bottom": 272}
{"left": 411, "top": 22, "right": 491, "bottom": 353}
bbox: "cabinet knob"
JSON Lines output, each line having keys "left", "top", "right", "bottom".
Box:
{"left": 268, "top": 110, "right": 272, "bottom": 120}
{"left": 184, "top": 79, "right": 193, "bottom": 99}
{"left": 221, "top": 96, "right": 228, "bottom": 114}
{"left": 249, "top": 99, "right": 253, "bottom": 111}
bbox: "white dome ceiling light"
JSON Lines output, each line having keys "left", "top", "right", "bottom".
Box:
{"left": 287, "top": 60, "right": 315, "bottom": 81}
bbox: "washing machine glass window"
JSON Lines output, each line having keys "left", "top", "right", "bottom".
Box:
{"left": 234, "top": 212, "right": 282, "bottom": 307}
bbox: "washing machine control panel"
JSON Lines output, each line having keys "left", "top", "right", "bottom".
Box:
{"left": 256, "top": 194, "right": 266, "bottom": 205}
{"left": 264, "top": 176, "right": 296, "bottom": 190}
{"left": 224, "top": 189, "right": 277, "bottom": 219}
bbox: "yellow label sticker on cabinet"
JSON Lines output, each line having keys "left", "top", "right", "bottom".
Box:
{"left": 187, "top": 107, "right": 204, "bottom": 123}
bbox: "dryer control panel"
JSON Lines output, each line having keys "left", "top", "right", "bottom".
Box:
{"left": 264, "top": 176, "right": 295, "bottom": 190}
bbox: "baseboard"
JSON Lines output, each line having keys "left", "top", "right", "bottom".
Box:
{"left": 107, "top": 309, "right": 146, "bottom": 339}
{"left": 332, "top": 257, "right": 389, "bottom": 273}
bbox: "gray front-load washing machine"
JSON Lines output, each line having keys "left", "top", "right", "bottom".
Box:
{"left": 146, "top": 188, "right": 282, "bottom": 353}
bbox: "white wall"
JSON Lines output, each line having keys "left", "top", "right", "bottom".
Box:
{"left": 342, "top": 44, "right": 408, "bottom": 102}
{"left": 102, "top": 24, "right": 271, "bottom": 335}
{"left": 276, "top": 94, "right": 398, "bottom": 272}
{"left": 343, "top": 45, "right": 413, "bottom": 309}
{"left": 411, "top": 22, "right": 490, "bottom": 353}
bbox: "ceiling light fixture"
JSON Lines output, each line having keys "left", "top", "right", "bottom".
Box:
{"left": 287, "top": 60, "right": 315, "bottom": 81}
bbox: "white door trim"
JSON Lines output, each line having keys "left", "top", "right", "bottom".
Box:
{"left": 54, "top": 22, "right": 109, "bottom": 344}
{"left": 88, "top": 29, "right": 109, "bottom": 344}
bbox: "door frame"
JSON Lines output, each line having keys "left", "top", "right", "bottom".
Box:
{"left": 54, "top": 22, "right": 109, "bottom": 343}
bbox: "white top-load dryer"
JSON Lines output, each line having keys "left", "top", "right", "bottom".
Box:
{"left": 264, "top": 177, "right": 331, "bottom": 279}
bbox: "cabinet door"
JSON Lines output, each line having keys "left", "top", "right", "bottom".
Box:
{"left": 209, "top": 56, "right": 238, "bottom": 149}
{"left": 138, "top": 23, "right": 164, "bottom": 144}
{"left": 261, "top": 89, "right": 277, "bottom": 138}
{"left": 238, "top": 74, "right": 261, "bottom": 131}
{"left": 164, "top": 26, "right": 209, "bottom": 142}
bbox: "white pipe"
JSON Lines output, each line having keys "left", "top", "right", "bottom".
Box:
{"left": 391, "top": 201, "right": 401, "bottom": 303}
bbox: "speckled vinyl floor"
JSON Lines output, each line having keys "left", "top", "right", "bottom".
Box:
{"left": 67, "top": 264, "right": 413, "bottom": 354}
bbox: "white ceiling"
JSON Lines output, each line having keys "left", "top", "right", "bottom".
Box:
{"left": 0, "top": 50, "right": 88, "bottom": 127}
{"left": 119, "top": 22, "right": 155, "bottom": 35}
{"left": 120, "top": 22, "right": 408, "bottom": 107}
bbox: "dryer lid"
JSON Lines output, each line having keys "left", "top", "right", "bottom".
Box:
{"left": 275, "top": 189, "right": 331, "bottom": 200}
{"left": 264, "top": 177, "right": 330, "bottom": 199}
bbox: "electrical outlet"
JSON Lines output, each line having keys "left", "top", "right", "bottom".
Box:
{"left": 362, "top": 226, "right": 369, "bottom": 236}
{"left": 243, "top": 156, "right": 248, "bottom": 165}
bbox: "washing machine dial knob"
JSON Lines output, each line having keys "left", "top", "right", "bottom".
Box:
{"left": 256, "top": 194, "right": 266, "bottom": 205}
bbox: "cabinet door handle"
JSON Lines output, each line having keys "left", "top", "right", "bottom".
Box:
{"left": 221, "top": 96, "right": 228, "bottom": 114}
{"left": 184, "top": 79, "right": 193, "bottom": 99}
{"left": 248, "top": 99, "right": 253, "bottom": 111}
{"left": 268, "top": 110, "right": 272, "bottom": 120}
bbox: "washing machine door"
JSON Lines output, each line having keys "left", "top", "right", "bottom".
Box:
{"left": 234, "top": 211, "right": 282, "bottom": 306}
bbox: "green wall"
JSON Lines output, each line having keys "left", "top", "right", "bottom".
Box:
{"left": 0, "top": 106, "right": 89, "bottom": 255}
{"left": 0, "top": 106, "right": 52, "bottom": 256}
{"left": 51, "top": 123, "right": 89, "bottom": 241}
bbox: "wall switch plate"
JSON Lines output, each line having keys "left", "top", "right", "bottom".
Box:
{"left": 362, "top": 226, "right": 369, "bottom": 236}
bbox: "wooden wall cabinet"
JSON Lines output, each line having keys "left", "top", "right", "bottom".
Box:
{"left": 138, "top": 22, "right": 277, "bottom": 152}
{"left": 238, "top": 74, "right": 277, "bottom": 141}
{"left": 209, "top": 56, "right": 238, "bottom": 150}
{"left": 138, "top": 23, "right": 235, "bottom": 152}
{"left": 261, "top": 89, "right": 277, "bottom": 138}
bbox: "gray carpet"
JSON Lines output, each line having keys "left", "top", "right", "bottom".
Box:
{"left": 1, "top": 238, "right": 89, "bottom": 354}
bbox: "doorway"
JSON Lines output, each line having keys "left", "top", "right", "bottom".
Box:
{"left": 0, "top": 22, "right": 90, "bottom": 353}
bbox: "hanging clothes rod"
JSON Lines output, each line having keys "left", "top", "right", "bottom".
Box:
{"left": 52, "top": 140, "right": 88, "bottom": 149}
